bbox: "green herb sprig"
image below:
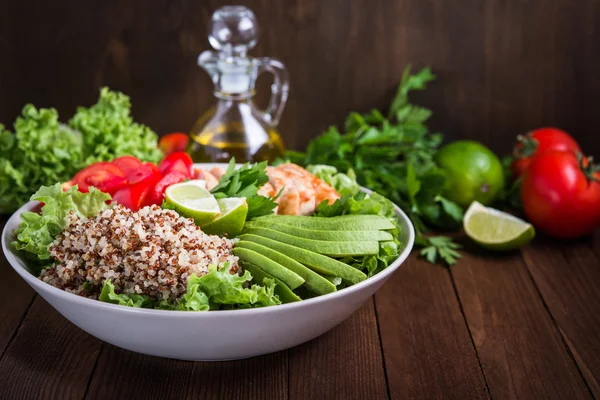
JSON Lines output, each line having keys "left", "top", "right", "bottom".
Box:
{"left": 286, "top": 66, "right": 463, "bottom": 266}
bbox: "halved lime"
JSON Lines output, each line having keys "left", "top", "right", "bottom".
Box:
{"left": 464, "top": 201, "right": 535, "bottom": 251}
{"left": 164, "top": 181, "right": 220, "bottom": 225}
{"left": 202, "top": 198, "right": 248, "bottom": 237}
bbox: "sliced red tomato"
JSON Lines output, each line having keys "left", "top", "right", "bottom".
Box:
{"left": 112, "top": 156, "right": 144, "bottom": 178}
{"left": 72, "top": 162, "right": 128, "bottom": 194}
{"left": 158, "top": 133, "right": 189, "bottom": 156}
{"left": 158, "top": 152, "right": 193, "bottom": 178}
{"left": 127, "top": 162, "right": 162, "bottom": 185}
{"left": 151, "top": 171, "right": 189, "bottom": 205}
{"left": 112, "top": 174, "right": 162, "bottom": 211}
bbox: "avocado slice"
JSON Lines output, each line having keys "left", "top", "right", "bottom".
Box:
{"left": 236, "top": 241, "right": 336, "bottom": 295}
{"left": 241, "top": 261, "right": 301, "bottom": 303}
{"left": 242, "top": 227, "right": 379, "bottom": 257}
{"left": 244, "top": 220, "right": 393, "bottom": 242}
{"left": 323, "top": 276, "right": 343, "bottom": 286}
{"left": 239, "top": 234, "right": 367, "bottom": 285}
{"left": 233, "top": 248, "right": 305, "bottom": 289}
{"left": 252, "top": 214, "right": 395, "bottom": 231}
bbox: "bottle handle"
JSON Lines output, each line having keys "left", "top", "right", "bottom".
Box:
{"left": 198, "top": 50, "right": 220, "bottom": 84}
{"left": 256, "top": 57, "right": 289, "bottom": 126}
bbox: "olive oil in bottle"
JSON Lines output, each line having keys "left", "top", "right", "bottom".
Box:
{"left": 187, "top": 6, "right": 289, "bottom": 163}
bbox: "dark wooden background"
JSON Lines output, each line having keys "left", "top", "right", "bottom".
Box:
{"left": 1, "top": 0, "right": 599, "bottom": 156}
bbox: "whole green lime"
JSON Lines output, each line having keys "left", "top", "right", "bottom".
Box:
{"left": 434, "top": 140, "right": 505, "bottom": 208}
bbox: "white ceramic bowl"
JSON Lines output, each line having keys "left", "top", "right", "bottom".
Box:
{"left": 2, "top": 165, "right": 414, "bottom": 361}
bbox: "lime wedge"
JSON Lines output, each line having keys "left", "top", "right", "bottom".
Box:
{"left": 164, "top": 181, "right": 220, "bottom": 225}
{"left": 464, "top": 201, "right": 535, "bottom": 251}
{"left": 202, "top": 198, "right": 249, "bottom": 237}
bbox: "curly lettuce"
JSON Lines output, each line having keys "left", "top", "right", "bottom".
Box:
{"left": 0, "top": 88, "right": 162, "bottom": 214}
{"left": 307, "top": 164, "right": 360, "bottom": 196}
{"left": 69, "top": 88, "right": 162, "bottom": 164}
{"left": 99, "top": 280, "right": 155, "bottom": 308}
{"left": 12, "top": 183, "right": 111, "bottom": 265}
{"left": 0, "top": 107, "right": 84, "bottom": 214}
{"left": 98, "top": 264, "right": 281, "bottom": 311}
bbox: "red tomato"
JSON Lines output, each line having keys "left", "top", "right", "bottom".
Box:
{"left": 127, "top": 162, "right": 162, "bottom": 185}
{"left": 151, "top": 171, "right": 189, "bottom": 205}
{"left": 158, "top": 133, "right": 189, "bottom": 156}
{"left": 72, "top": 162, "right": 128, "bottom": 194}
{"left": 511, "top": 127, "right": 581, "bottom": 178}
{"left": 112, "top": 174, "right": 161, "bottom": 211}
{"left": 521, "top": 150, "right": 600, "bottom": 238}
{"left": 158, "top": 152, "right": 193, "bottom": 178}
{"left": 112, "top": 156, "right": 143, "bottom": 178}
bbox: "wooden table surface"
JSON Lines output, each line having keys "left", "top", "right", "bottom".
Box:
{"left": 1, "top": 216, "right": 599, "bottom": 400}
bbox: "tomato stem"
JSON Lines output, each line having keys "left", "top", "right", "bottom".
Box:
{"left": 513, "top": 133, "right": 538, "bottom": 159}
{"left": 578, "top": 153, "right": 600, "bottom": 184}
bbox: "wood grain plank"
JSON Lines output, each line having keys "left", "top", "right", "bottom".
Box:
{"left": 86, "top": 345, "right": 194, "bottom": 400}
{"left": 375, "top": 256, "right": 489, "bottom": 400}
{"left": 0, "top": 219, "right": 36, "bottom": 358}
{"left": 289, "top": 299, "right": 388, "bottom": 400}
{"left": 187, "top": 351, "right": 288, "bottom": 400}
{"left": 452, "top": 248, "right": 591, "bottom": 399}
{"left": 0, "top": 297, "right": 102, "bottom": 400}
{"left": 86, "top": 337, "right": 288, "bottom": 400}
{"left": 522, "top": 239, "right": 600, "bottom": 397}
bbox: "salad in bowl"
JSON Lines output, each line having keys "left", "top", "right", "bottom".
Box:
{"left": 3, "top": 155, "right": 414, "bottom": 360}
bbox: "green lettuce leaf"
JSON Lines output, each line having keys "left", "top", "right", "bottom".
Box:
{"left": 0, "top": 107, "right": 84, "bottom": 214}
{"left": 185, "top": 264, "right": 281, "bottom": 308}
{"left": 99, "top": 280, "right": 155, "bottom": 308}
{"left": 12, "top": 184, "right": 111, "bottom": 264}
{"left": 307, "top": 164, "right": 360, "bottom": 196}
{"left": 0, "top": 88, "right": 163, "bottom": 215}
{"left": 98, "top": 264, "right": 280, "bottom": 311}
{"left": 69, "top": 87, "right": 162, "bottom": 164}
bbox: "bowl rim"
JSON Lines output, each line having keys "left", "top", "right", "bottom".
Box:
{"left": 2, "top": 167, "right": 415, "bottom": 318}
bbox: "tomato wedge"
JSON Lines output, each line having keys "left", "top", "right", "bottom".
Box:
{"left": 112, "top": 174, "right": 162, "bottom": 211}
{"left": 158, "top": 152, "right": 193, "bottom": 178}
{"left": 158, "top": 133, "right": 189, "bottom": 156}
{"left": 112, "top": 156, "right": 144, "bottom": 178}
{"left": 72, "top": 162, "right": 128, "bottom": 194}
{"left": 151, "top": 171, "right": 189, "bottom": 205}
{"left": 127, "top": 162, "right": 162, "bottom": 185}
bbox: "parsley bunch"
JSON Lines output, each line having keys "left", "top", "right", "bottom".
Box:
{"left": 286, "top": 66, "right": 463, "bottom": 265}
{"left": 210, "top": 159, "right": 279, "bottom": 219}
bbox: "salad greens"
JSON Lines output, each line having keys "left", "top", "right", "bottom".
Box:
{"left": 99, "top": 280, "right": 155, "bottom": 308}
{"left": 99, "top": 265, "right": 281, "bottom": 310}
{"left": 12, "top": 183, "right": 110, "bottom": 269}
{"left": 0, "top": 107, "right": 84, "bottom": 215}
{"left": 70, "top": 88, "right": 163, "bottom": 165}
{"left": 0, "top": 88, "right": 162, "bottom": 214}
{"left": 286, "top": 66, "right": 463, "bottom": 265}
{"left": 210, "top": 159, "right": 279, "bottom": 219}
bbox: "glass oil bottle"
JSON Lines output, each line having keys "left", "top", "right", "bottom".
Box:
{"left": 187, "top": 6, "right": 289, "bottom": 163}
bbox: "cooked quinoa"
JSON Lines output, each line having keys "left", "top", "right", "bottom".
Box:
{"left": 40, "top": 204, "right": 239, "bottom": 301}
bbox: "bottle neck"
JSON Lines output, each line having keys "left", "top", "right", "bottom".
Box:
{"left": 214, "top": 89, "right": 255, "bottom": 101}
